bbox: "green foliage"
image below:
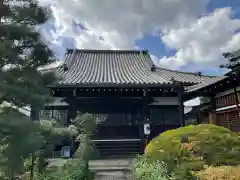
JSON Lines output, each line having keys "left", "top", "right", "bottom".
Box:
{"left": 0, "top": 0, "right": 57, "bottom": 108}
{"left": 0, "top": 108, "right": 44, "bottom": 178}
{"left": 73, "top": 113, "right": 97, "bottom": 135}
{"left": 0, "top": 0, "right": 63, "bottom": 179}
{"left": 72, "top": 113, "right": 98, "bottom": 161}
{"left": 132, "top": 155, "right": 176, "bottom": 180}
{"left": 145, "top": 124, "right": 240, "bottom": 180}
{"left": 34, "top": 159, "right": 91, "bottom": 180}
{"left": 0, "top": 108, "right": 76, "bottom": 178}
{"left": 74, "top": 135, "right": 97, "bottom": 162}
{"left": 38, "top": 119, "right": 77, "bottom": 148}
{"left": 35, "top": 120, "right": 77, "bottom": 173}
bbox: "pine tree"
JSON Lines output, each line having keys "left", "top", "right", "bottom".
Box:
{"left": 0, "top": 0, "right": 60, "bottom": 178}
{"left": 73, "top": 113, "right": 98, "bottom": 169}
{"left": 0, "top": 0, "right": 57, "bottom": 109}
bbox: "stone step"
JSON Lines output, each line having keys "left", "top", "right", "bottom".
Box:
{"left": 94, "top": 171, "right": 132, "bottom": 180}
{"left": 93, "top": 139, "right": 143, "bottom": 158}
{"left": 89, "top": 159, "right": 133, "bottom": 168}
{"left": 90, "top": 159, "right": 133, "bottom": 180}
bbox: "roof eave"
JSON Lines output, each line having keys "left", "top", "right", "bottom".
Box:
{"left": 48, "top": 83, "right": 181, "bottom": 88}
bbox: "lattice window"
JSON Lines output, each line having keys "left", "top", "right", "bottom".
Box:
{"left": 39, "top": 110, "right": 68, "bottom": 126}
{"left": 39, "top": 110, "right": 52, "bottom": 120}
{"left": 53, "top": 110, "right": 68, "bottom": 125}
{"left": 229, "top": 94, "right": 235, "bottom": 105}
{"left": 93, "top": 113, "right": 135, "bottom": 126}
{"left": 216, "top": 93, "right": 240, "bottom": 107}
{"left": 94, "top": 114, "right": 108, "bottom": 124}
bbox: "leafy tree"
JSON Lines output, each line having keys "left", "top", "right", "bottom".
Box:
{"left": 0, "top": 0, "right": 57, "bottom": 109}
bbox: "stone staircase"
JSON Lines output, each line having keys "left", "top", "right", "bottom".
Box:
{"left": 92, "top": 139, "right": 143, "bottom": 159}
{"left": 89, "top": 159, "right": 133, "bottom": 180}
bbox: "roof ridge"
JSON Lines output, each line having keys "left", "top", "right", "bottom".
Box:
{"left": 67, "top": 48, "right": 149, "bottom": 54}
{"left": 155, "top": 67, "right": 216, "bottom": 78}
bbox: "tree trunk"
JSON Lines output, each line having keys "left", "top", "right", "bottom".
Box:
{"left": 38, "top": 154, "right": 45, "bottom": 174}
{"left": 30, "top": 153, "right": 36, "bottom": 180}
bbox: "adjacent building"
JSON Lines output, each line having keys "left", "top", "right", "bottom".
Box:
{"left": 185, "top": 49, "right": 240, "bottom": 131}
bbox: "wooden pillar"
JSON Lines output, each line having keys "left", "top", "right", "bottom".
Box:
{"left": 234, "top": 87, "right": 239, "bottom": 107}
{"left": 141, "top": 89, "right": 150, "bottom": 150}
{"left": 178, "top": 85, "right": 185, "bottom": 127}
{"left": 67, "top": 89, "right": 78, "bottom": 123}
{"left": 30, "top": 106, "right": 39, "bottom": 121}
{"left": 67, "top": 89, "right": 78, "bottom": 157}
{"left": 209, "top": 95, "right": 216, "bottom": 124}
{"left": 233, "top": 73, "right": 239, "bottom": 109}
{"left": 142, "top": 89, "right": 149, "bottom": 119}
{"left": 232, "top": 73, "right": 240, "bottom": 130}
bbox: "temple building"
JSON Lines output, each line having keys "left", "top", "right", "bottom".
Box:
{"left": 185, "top": 49, "right": 240, "bottom": 131}
{"left": 40, "top": 49, "right": 216, "bottom": 158}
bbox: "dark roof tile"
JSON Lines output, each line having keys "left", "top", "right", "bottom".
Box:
{"left": 47, "top": 49, "right": 216, "bottom": 87}
{"left": 155, "top": 68, "right": 214, "bottom": 84}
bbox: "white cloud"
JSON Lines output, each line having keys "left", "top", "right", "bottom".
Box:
{"left": 37, "top": 0, "right": 235, "bottom": 108}
{"left": 38, "top": 0, "right": 209, "bottom": 52}
{"left": 37, "top": 1, "right": 240, "bottom": 72}
{"left": 159, "top": 8, "right": 240, "bottom": 70}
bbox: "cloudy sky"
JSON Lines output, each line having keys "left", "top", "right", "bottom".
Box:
{"left": 36, "top": 0, "right": 240, "bottom": 107}
{"left": 38, "top": 0, "right": 240, "bottom": 76}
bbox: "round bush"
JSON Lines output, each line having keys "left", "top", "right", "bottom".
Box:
{"left": 145, "top": 124, "right": 240, "bottom": 179}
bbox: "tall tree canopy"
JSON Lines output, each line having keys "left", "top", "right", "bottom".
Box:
{"left": 0, "top": 0, "right": 57, "bottom": 108}
{"left": 0, "top": 1, "right": 64, "bottom": 179}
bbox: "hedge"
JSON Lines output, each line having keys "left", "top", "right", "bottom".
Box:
{"left": 145, "top": 124, "right": 240, "bottom": 179}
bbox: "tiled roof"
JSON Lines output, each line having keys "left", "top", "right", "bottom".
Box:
{"left": 185, "top": 76, "right": 227, "bottom": 92}
{"left": 47, "top": 49, "right": 216, "bottom": 87}
{"left": 155, "top": 68, "right": 214, "bottom": 84}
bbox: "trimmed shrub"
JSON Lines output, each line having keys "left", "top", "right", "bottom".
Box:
{"left": 197, "top": 165, "right": 240, "bottom": 180}
{"left": 145, "top": 124, "right": 240, "bottom": 179}
{"left": 132, "top": 155, "right": 176, "bottom": 180}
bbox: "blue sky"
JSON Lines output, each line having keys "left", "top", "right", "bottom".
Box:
{"left": 40, "top": 0, "right": 240, "bottom": 76}
{"left": 135, "top": 0, "right": 240, "bottom": 75}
